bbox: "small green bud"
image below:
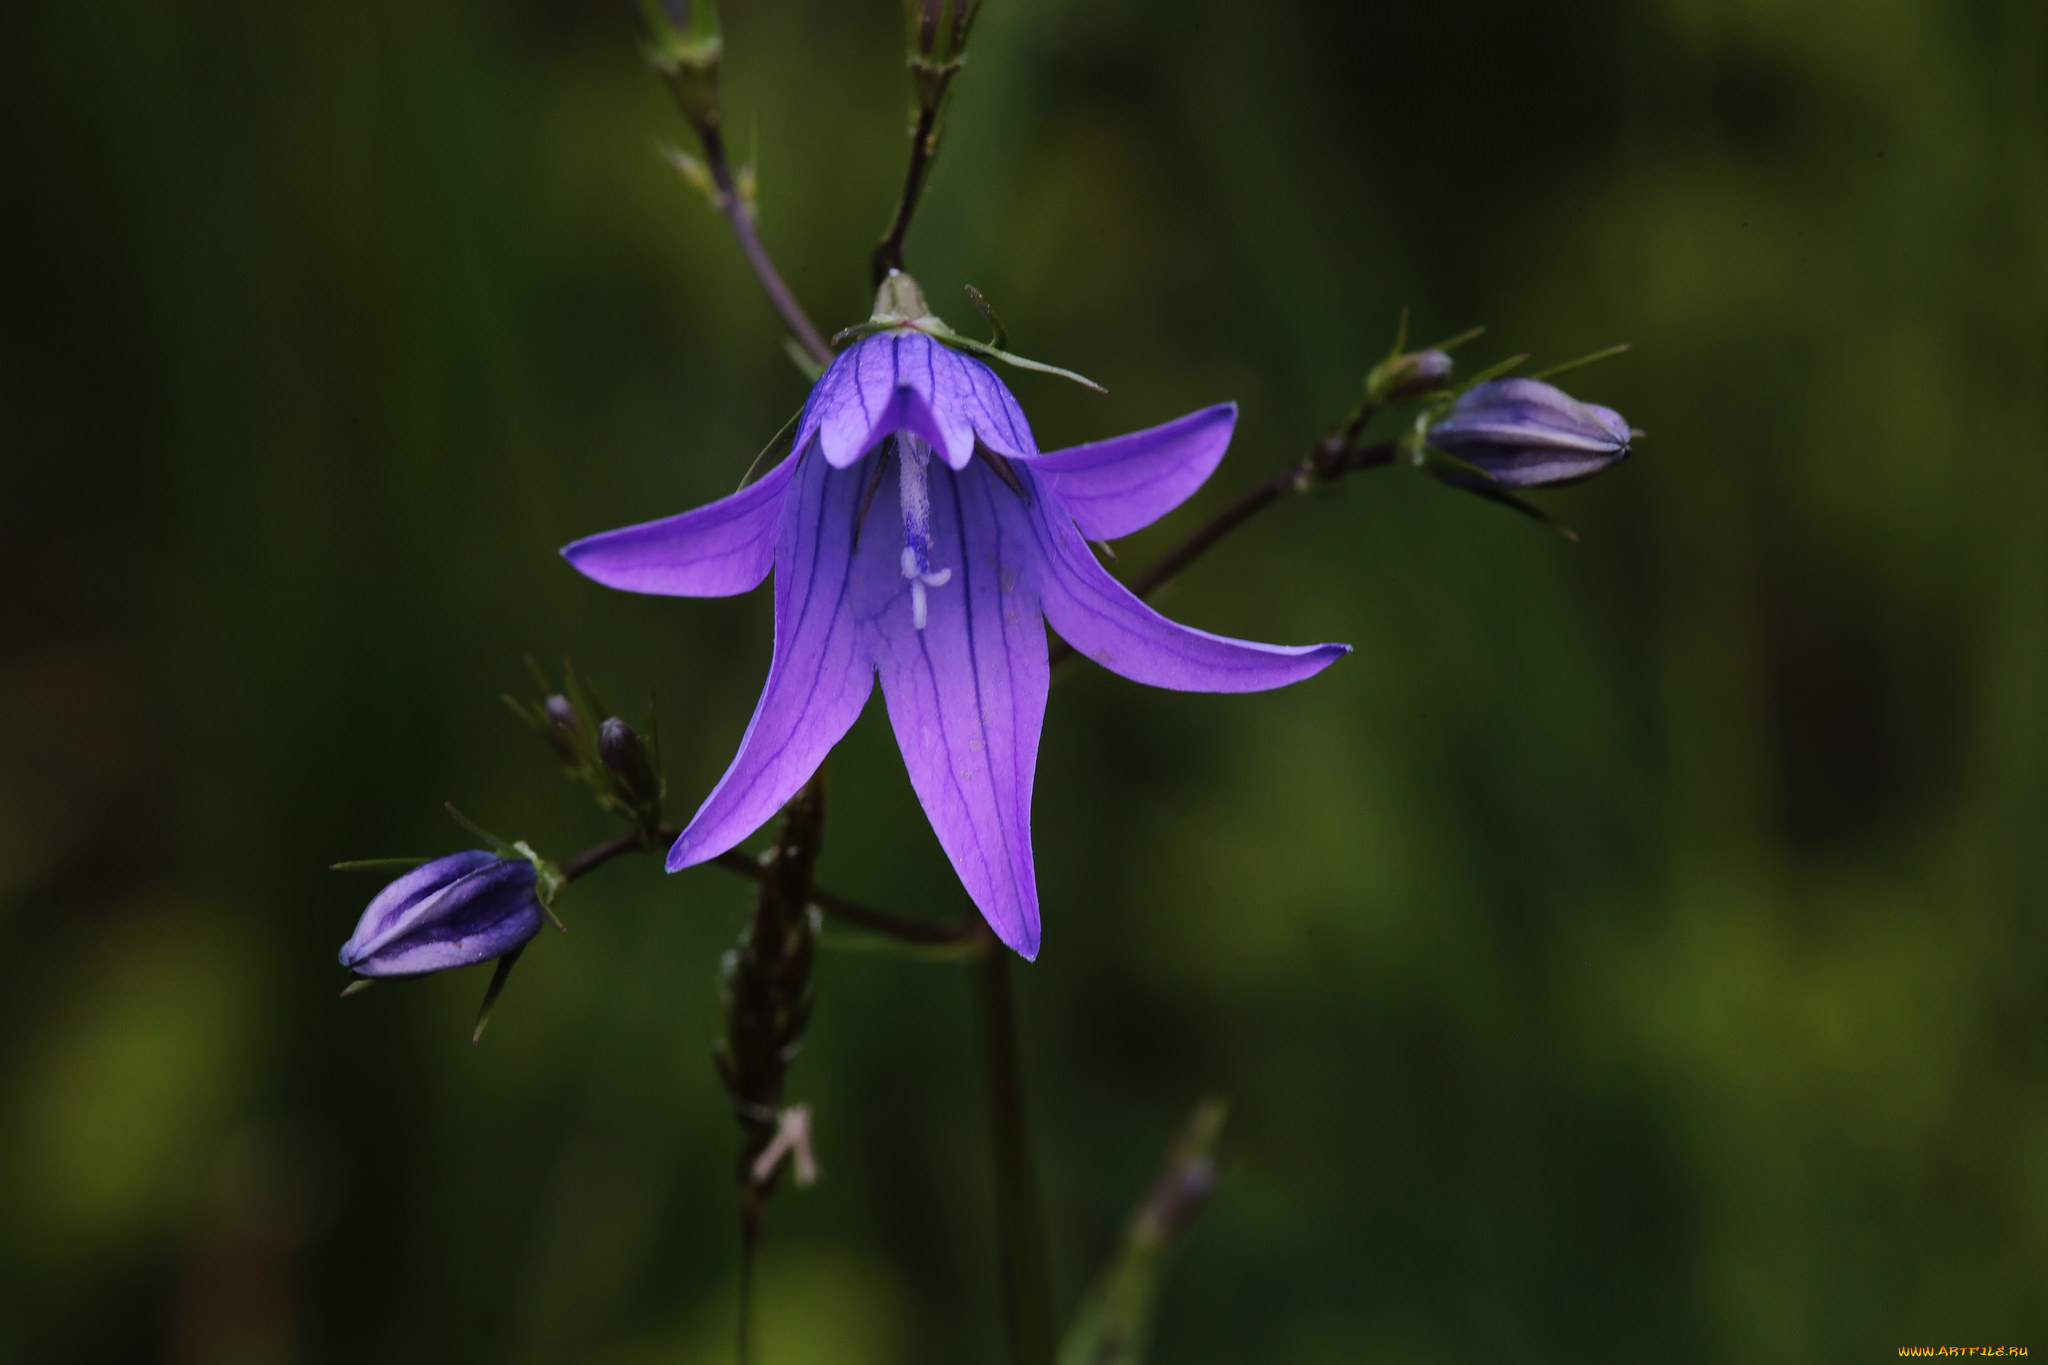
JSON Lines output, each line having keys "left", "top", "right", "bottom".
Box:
{"left": 599, "top": 716, "right": 665, "bottom": 827}
{"left": 636, "top": 0, "right": 723, "bottom": 132}
{"left": 1367, "top": 348, "right": 1454, "bottom": 404}
{"left": 903, "top": 0, "right": 978, "bottom": 110}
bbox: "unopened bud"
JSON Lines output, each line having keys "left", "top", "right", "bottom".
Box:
{"left": 636, "top": 0, "right": 723, "bottom": 131}
{"left": 1367, "top": 348, "right": 1454, "bottom": 404}
{"left": 908, "top": 0, "right": 976, "bottom": 62}
{"left": 543, "top": 695, "right": 579, "bottom": 732}
{"left": 338, "top": 851, "right": 544, "bottom": 979}
{"left": 904, "top": 0, "right": 978, "bottom": 109}
{"left": 599, "top": 717, "right": 664, "bottom": 819}
{"left": 1425, "top": 377, "right": 1632, "bottom": 488}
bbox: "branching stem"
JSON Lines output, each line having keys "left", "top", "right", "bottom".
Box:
{"left": 561, "top": 824, "right": 981, "bottom": 946}
{"left": 1048, "top": 436, "right": 1397, "bottom": 668}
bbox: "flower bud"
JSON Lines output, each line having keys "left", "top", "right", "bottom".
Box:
{"left": 907, "top": 0, "right": 976, "bottom": 63}
{"left": 635, "top": 0, "right": 722, "bottom": 132}
{"left": 1424, "top": 377, "right": 1632, "bottom": 488}
{"left": 1366, "top": 348, "right": 1454, "bottom": 404}
{"left": 599, "top": 716, "right": 664, "bottom": 817}
{"left": 338, "top": 851, "right": 544, "bottom": 979}
{"left": 904, "top": 0, "right": 978, "bottom": 110}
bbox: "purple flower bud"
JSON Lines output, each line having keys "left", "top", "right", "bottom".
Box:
{"left": 1367, "top": 348, "right": 1454, "bottom": 403}
{"left": 338, "top": 851, "right": 544, "bottom": 979}
{"left": 1425, "top": 378, "right": 1632, "bottom": 488}
{"left": 542, "top": 694, "right": 576, "bottom": 732}
{"left": 909, "top": 0, "right": 976, "bottom": 62}
{"left": 599, "top": 716, "right": 664, "bottom": 814}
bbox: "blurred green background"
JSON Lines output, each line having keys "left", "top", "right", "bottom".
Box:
{"left": 5, "top": 0, "right": 2045, "bottom": 1360}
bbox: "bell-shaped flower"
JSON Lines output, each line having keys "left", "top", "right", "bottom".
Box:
{"left": 338, "top": 850, "right": 545, "bottom": 978}
{"left": 564, "top": 304, "right": 1348, "bottom": 959}
{"left": 1425, "top": 377, "right": 1631, "bottom": 488}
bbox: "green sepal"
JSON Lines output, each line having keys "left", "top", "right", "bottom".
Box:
{"left": 963, "top": 283, "right": 1009, "bottom": 350}
{"left": 443, "top": 802, "right": 518, "bottom": 857}
{"left": 471, "top": 945, "right": 526, "bottom": 1045}
{"left": 329, "top": 857, "right": 432, "bottom": 874}
{"left": 1450, "top": 482, "right": 1581, "bottom": 542}
{"left": 840, "top": 272, "right": 1106, "bottom": 392}
{"left": 1460, "top": 351, "right": 1530, "bottom": 388}
{"left": 1528, "top": 341, "right": 1631, "bottom": 382}
{"left": 945, "top": 329, "right": 1107, "bottom": 393}
{"left": 511, "top": 841, "right": 567, "bottom": 925}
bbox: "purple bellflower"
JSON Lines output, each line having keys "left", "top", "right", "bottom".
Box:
{"left": 1425, "top": 377, "right": 1632, "bottom": 488}
{"left": 339, "top": 850, "right": 546, "bottom": 978}
{"left": 564, "top": 275, "right": 1349, "bottom": 959}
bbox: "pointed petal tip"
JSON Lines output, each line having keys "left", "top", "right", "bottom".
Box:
{"left": 663, "top": 833, "right": 701, "bottom": 873}
{"left": 993, "top": 916, "right": 1041, "bottom": 961}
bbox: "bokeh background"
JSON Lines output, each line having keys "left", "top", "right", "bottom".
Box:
{"left": 5, "top": 0, "right": 2046, "bottom": 1360}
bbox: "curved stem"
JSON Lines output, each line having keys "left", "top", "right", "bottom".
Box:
{"left": 560, "top": 824, "right": 980, "bottom": 946}
{"left": 1049, "top": 437, "right": 1398, "bottom": 668}
{"left": 699, "top": 124, "right": 833, "bottom": 367}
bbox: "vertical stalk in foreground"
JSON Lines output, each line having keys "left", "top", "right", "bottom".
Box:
{"left": 871, "top": 0, "right": 980, "bottom": 286}
{"left": 978, "top": 947, "right": 1054, "bottom": 1365}
{"left": 717, "top": 771, "right": 827, "bottom": 1364}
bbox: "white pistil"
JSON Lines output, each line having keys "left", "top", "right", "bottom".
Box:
{"left": 896, "top": 437, "right": 953, "bottom": 631}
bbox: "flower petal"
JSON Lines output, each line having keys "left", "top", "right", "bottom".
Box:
{"left": 863, "top": 460, "right": 1048, "bottom": 959}
{"left": 344, "top": 857, "right": 541, "bottom": 977}
{"left": 1431, "top": 378, "right": 1628, "bottom": 452}
{"left": 1024, "top": 403, "right": 1236, "bottom": 540}
{"left": 349, "top": 898, "right": 544, "bottom": 976}
{"left": 933, "top": 340, "right": 1037, "bottom": 463}
{"left": 796, "top": 333, "right": 1036, "bottom": 472}
{"left": 1028, "top": 473, "right": 1350, "bottom": 693}
{"left": 667, "top": 449, "right": 876, "bottom": 870}
{"left": 561, "top": 453, "right": 795, "bottom": 597}
{"left": 339, "top": 849, "right": 501, "bottom": 966}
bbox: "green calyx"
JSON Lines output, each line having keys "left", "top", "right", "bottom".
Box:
{"left": 638, "top": 0, "right": 723, "bottom": 130}
{"left": 831, "top": 272, "right": 1107, "bottom": 394}
{"left": 512, "top": 841, "right": 567, "bottom": 918}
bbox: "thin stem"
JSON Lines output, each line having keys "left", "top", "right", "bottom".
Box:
{"left": 977, "top": 948, "right": 1054, "bottom": 1365}
{"left": 560, "top": 825, "right": 980, "bottom": 946}
{"left": 737, "top": 1217, "right": 758, "bottom": 1365}
{"left": 1048, "top": 437, "right": 1398, "bottom": 668}
{"left": 561, "top": 828, "right": 654, "bottom": 882}
{"left": 872, "top": 103, "right": 940, "bottom": 286}
{"left": 699, "top": 123, "right": 833, "bottom": 367}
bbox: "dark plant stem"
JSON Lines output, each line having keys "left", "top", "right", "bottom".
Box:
{"left": 718, "top": 771, "right": 828, "bottom": 1364}
{"left": 561, "top": 824, "right": 978, "bottom": 945}
{"left": 1050, "top": 436, "right": 1398, "bottom": 668}
{"left": 698, "top": 123, "right": 833, "bottom": 367}
{"left": 561, "top": 828, "right": 661, "bottom": 882}
{"left": 977, "top": 948, "right": 1054, "bottom": 1365}
{"left": 872, "top": 103, "right": 940, "bottom": 286}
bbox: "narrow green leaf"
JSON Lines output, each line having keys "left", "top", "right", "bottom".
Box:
{"left": 1529, "top": 341, "right": 1630, "bottom": 382}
